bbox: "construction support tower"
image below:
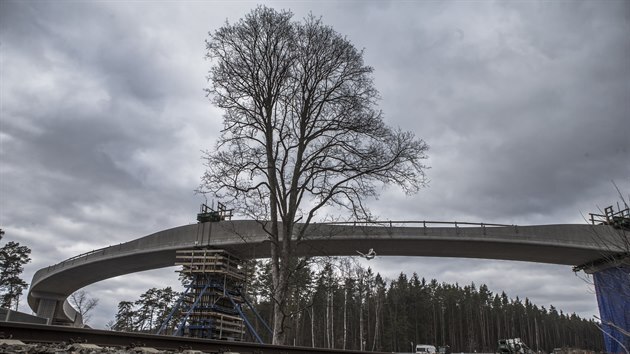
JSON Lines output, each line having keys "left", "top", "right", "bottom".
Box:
{"left": 157, "top": 248, "right": 270, "bottom": 342}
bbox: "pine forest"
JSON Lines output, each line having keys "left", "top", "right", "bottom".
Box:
{"left": 111, "top": 258, "right": 604, "bottom": 353}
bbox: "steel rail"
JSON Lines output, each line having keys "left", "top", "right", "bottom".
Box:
{"left": 0, "top": 322, "right": 387, "bottom": 354}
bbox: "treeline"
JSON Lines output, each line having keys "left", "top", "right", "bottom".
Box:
{"left": 111, "top": 258, "right": 604, "bottom": 353}
{"left": 109, "top": 287, "right": 179, "bottom": 332}
{"left": 246, "top": 259, "right": 603, "bottom": 352}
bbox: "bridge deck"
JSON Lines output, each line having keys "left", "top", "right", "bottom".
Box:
{"left": 27, "top": 221, "right": 622, "bottom": 325}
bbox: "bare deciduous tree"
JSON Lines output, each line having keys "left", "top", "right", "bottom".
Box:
{"left": 69, "top": 290, "right": 99, "bottom": 325}
{"left": 201, "top": 6, "right": 428, "bottom": 344}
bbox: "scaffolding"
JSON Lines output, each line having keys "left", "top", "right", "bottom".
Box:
{"left": 197, "top": 202, "right": 233, "bottom": 223}
{"left": 589, "top": 205, "right": 630, "bottom": 230}
{"left": 157, "top": 248, "right": 271, "bottom": 342}
{"left": 157, "top": 203, "right": 270, "bottom": 341}
{"left": 179, "top": 249, "right": 246, "bottom": 340}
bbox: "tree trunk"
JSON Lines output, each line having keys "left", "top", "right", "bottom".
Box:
{"left": 343, "top": 287, "right": 348, "bottom": 349}
{"left": 326, "top": 291, "right": 331, "bottom": 348}
{"left": 271, "top": 242, "right": 290, "bottom": 345}
{"left": 359, "top": 295, "right": 364, "bottom": 351}
{"left": 331, "top": 290, "right": 335, "bottom": 349}
{"left": 372, "top": 298, "right": 380, "bottom": 351}
{"left": 311, "top": 306, "right": 315, "bottom": 348}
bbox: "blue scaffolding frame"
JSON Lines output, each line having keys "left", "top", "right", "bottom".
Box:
{"left": 155, "top": 251, "right": 271, "bottom": 343}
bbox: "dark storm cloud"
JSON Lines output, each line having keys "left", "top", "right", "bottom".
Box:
{"left": 328, "top": 0, "right": 630, "bottom": 223}
{"left": 1, "top": 0, "right": 212, "bottom": 273}
{"left": 2, "top": 1, "right": 175, "bottom": 104}
{"left": 1, "top": 0, "right": 627, "bottom": 328}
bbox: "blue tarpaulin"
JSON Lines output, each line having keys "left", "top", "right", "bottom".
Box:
{"left": 593, "top": 265, "right": 630, "bottom": 353}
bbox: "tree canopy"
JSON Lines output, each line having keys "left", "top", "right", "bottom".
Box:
{"left": 201, "top": 6, "right": 428, "bottom": 344}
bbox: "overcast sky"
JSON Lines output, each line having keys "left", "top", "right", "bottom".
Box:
{"left": 1, "top": 1, "right": 629, "bottom": 329}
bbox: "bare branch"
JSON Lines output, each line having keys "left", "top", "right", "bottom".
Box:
{"left": 200, "top": 6, "right": 429, "bottom": 345}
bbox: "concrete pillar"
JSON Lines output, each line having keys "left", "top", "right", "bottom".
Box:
{"left": 36, "top": 298, "right": 58, "bottom": 325}
{"left": 593, "top": 265, "right": 630, "bottom": 353}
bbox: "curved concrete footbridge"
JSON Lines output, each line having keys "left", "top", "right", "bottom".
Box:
{"left": 28, "top": 220, "right": 622, "bottom": 326}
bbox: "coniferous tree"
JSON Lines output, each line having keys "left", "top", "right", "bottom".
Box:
{"left": 111, "top": 287, "right": 180, "bottom": 333}
{"left": 110, "top": 260, "right": 604, "bottom": 352}
{"left": 0, "top": 229, "right": 31, "bottom": 310}
{"left": 112, "top": 300, "right": 135, "bottom": 331}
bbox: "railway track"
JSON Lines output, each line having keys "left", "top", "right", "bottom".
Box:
{"left": 0, "top": 322, "right": 384, "bottom": 353}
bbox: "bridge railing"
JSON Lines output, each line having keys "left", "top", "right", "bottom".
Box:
{"left": 41, "top": 237, "right": 193, "bottom": 275}
{"left": 40, "top": 244, "right": 124, "bottom": 275}
{"left": 41, "top": 220, "right": 518, "bottom": 274}
{"left": 321, "top": 220, "right": 515, "bottom": 228}
{"left": 317, "top": 220, "right": 518, "bottom": 235}
{"left": 318, "top": 220, "right": 519, "bottom": 236}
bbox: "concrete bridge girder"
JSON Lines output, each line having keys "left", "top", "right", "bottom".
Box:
{"left": 27, "top": 221, "right": 621, "bottom": 325}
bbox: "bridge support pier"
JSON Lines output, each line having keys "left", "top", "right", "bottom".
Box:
{"left": 33, "top": 293, "right": 82, "bottom": 326}
{"left": 592, "top": 265, "right": 630, "bottom": 353}
{"left": 35, "top": 298, "right": 57, "bottom": 324}
{"left": 157, "top": 248, "right": 269, "bottom": 341}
